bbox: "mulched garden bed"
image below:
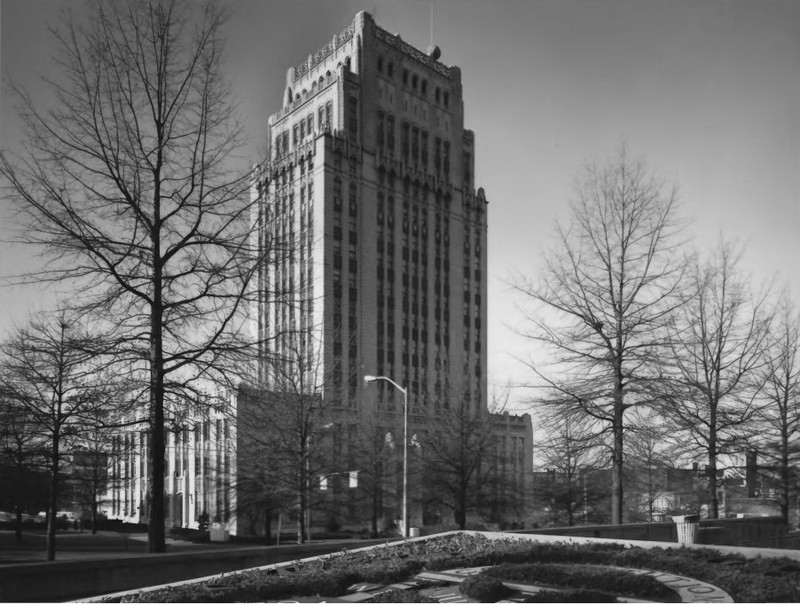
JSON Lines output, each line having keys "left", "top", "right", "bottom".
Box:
{"left": 114, "top": 532, "right": 800, "bottom": 602}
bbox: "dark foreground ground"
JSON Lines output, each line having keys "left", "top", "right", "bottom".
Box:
{"left": 0, "top": 528, "right": 239, "bottom": 564}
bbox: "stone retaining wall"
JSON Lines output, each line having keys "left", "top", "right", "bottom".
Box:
{"left": 520, "top": 516, "right": 787, "bottom": 547}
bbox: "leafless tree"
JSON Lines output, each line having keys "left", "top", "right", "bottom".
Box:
{"left": 754, "top": 291, "right": 800, "bottom": 524}
{"left": 0, "top": 392, "right": 48, "bottom": 543}
{"left": 514, "top": 148, "right": 688, "bottom": 524}
{"left": 0, "top": 1, "right": 270, "bottom": 552}
{"left": 624, "top": 407, "right": 675, "bottom": 522}
{"left": 0, "top": 313, "right": 110, "bottom": 560}
{"left": 420, "top": 394, "right": 503, "bottom": 530}
{"left": 346, "top": 406, "right": 400, "bottom": 537}
{"left": 237, "top": 334, "right": 336, "bottom": 543}
{"left": 661, "top": 240, "right": 771, "bottom": 519}
{"left": 536, "top": 413, "right": 605, "bottom": 526}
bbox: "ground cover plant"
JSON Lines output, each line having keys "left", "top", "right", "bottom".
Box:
{"left": 116, "top": 533, "right": 800, "bottom": 602}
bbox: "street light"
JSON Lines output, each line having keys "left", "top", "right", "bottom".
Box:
{"left": 364, "top": 375, "right": 409, "bottom": 538}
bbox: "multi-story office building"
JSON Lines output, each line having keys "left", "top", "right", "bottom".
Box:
{"left": 253, "top": 9, "right": 487, "bottom": 430}
{"left": 249, "top": 11, "right": 524, "bottom": 531}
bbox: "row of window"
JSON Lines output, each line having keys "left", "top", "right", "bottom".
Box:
{"left": 274, "top": 101, "right": 334, "bottom": 158}
{"left": 376, "top": 112, "right": 450, "bottom": 177}
{"left": 376, "top": 56, "right": 450, "bottom": 108}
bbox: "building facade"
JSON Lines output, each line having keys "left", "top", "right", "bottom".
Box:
{"left": 254, "top": 11, "right": 487, "bottom": 438}
{"left": 251, "top": 11, "right": 492, "bottom": 529}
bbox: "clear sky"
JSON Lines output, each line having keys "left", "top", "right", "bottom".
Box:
{"left": 2, "top": 0, "right": 799, "bottom": 410}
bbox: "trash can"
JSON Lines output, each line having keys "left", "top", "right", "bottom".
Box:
{"left": 409, "top": 527, "right": 420, "bottom": 538}
{"left": 672, "top": 515, "right": 699, "bottom": 545}
{"left": 210, "top": 522, "right": 230, "bottom": 542}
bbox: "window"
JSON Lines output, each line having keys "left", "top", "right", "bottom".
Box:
{"left": 293, "top": 124, "right": 299, "bottom": 148}
{"left": 307, "top": 114, "right": 313, "bottom": 135}
{"left": 300, "top": 119, "right": 305, "bottom": 141}
{"left": 326, "top": 101, "right": 333, "bottom": 128}
{"left": 434, "top": 138, "right": 442, "bottom": 174}
{"left": 377, "top": 56, "right": 383, "bottom": 72}
{"left": 412, "top": 74, "right": 418, "bottom": 91}
{"left": 318, "top": 106, "right": 325, "bottom": 130}
{"left": 443, "top": 92, "right": 449, "bottom": 108}
{"left": 443, "top": 141, "right": 451, "bottom": 179}
{"left": 349, "top": 183, "right": 357, "bottom": 216}
{"left": 386, "top": 114, "right": 395, "bottom": 156}
{"left": 401, "top": 122, "right": 410, "bottom": 162}
{"left": 387, "top": 62, "right": 394, "bottom": 78}
{"left": 402, "top": 69, "right": 409, "bottom": 86}
{"left": 377, "top": 111, "right": 385, "bottom": 150}
{"left": 420, "top": 131, "right": 428, "bottom": 168}
{"left": 348, "top": 97, "right": 358, "bottom": 138}
{"left": 421, "top": 80, "right": 427, "bottom": 96}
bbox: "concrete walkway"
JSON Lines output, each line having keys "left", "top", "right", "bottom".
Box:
{"left": 0, "top": 529, "right": 232, "bottom": 564}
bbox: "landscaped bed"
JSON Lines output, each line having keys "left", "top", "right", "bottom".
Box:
{"left": 112, "top": 533, "right": 800, "bottom": 602}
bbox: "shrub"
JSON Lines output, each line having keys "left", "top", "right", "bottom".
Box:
{"left": 482, "top": 562, "right": 676, "bottom": 601}
{"left": 460, "top": 574, "right": 513, "bottom": 601}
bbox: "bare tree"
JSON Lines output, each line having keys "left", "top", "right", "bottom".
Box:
{"left": 754, "top": 292, "right": 800, "bottom": 524}
{"left": 346, "top": 407, "right": 399, "bottom": 537}
{"left": 0, "top": 1, "right": 269, "bottom": 552}
{"left": 238, "top": 334, "right": 336, "bottom": 543}
{"left": 536, "top": 414, "right": 605, "bottom": 526}
{"left": 625, "top": 407, "right": 675, "bottom": 522}
{"left": 0, "top": 392, "right": 48, "bottom": 543}
{"left": 514, "top": 148, "right": 688, "bottom": 524}
{"left": 420, "top": 395, "right": 501, "bottom": 530}
{"left": 662, "top": 240, "right": 771, "bottom": 519}
{"left": 0, "top": 313, "right": 108, "bottom": 560}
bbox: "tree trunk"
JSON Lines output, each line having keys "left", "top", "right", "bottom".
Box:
{"left": 611, "top": 405, "right": 624, "bottom": 525}
{"left": 46, "top": 444, "right": 59, "bottom": 561}
{"left": 147, "top": 301, "right": 166, "bottom": 552}
{"left": 780, "top": 433, "right": 790, "bottom": 524}
{"left": 708, "top": 439, "right": 719, "bottom": 519}
{"left": 371, "top": 488, "right": 379, "bottom": 537}
{"left": 14, "top": 506, "right": 23, "bottom": 544}
{"left": 91, "top": 494, "right": 98, "bottom": 535}
{"left": 455, "top": 507, "right": 466, "bottom": 530}
{"left": 263, "top": 507, "right": 272, "bottom": 544}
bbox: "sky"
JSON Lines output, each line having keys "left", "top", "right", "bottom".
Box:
{"left": 2, "top": 0, "right": 799, "bottom": 412}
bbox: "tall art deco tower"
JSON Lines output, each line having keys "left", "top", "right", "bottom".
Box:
{"left": 253, "top": 11, "right": 488, "bottom": 440}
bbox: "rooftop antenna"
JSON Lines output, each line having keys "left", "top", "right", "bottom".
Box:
{"left": 426, "top": 2, "right": 441, "bottom": 61}
{"left": 430, "top": 2, "right": 434, "bottom": 47}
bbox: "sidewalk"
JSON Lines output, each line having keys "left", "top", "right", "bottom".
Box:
{"left": 0, "top": 529, "right": 229, "bottom": 564}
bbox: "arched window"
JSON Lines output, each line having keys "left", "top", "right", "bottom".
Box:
{"left": 377, "top": 56, "right": 383, "bottom": 72}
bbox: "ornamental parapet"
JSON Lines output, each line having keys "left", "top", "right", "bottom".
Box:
{"left": 376, "top": 28, "right": 452, "bottom": 79}
{"left": 294, "top": 25, "right": 355, "bottom": 81}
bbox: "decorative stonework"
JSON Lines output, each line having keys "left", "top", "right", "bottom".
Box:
{"left": 295, "top": 25, "right": 355, "bottom": 80}
{"left": 375, "top": 27, "right": 451, "bottom": 79}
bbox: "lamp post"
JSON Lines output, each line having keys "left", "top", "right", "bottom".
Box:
{"left": 364, "top": 375, "right": 408, "bottom": 538}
